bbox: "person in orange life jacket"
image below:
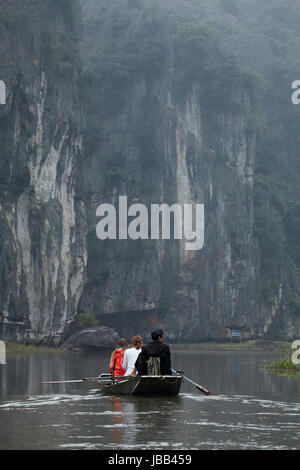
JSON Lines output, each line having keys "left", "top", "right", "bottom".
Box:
{"left": 132, "top": 329, "right": 172, "bottom": 376}
{"left": 109, "top": 338, "right": 128, "bottom": 377}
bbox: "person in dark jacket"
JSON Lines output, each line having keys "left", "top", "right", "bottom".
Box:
{"left": 133, "top": 329, "right": 172, "bottom": 376}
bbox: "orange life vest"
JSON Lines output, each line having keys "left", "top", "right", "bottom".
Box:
{"left": 110, "top": 348, "right": 125, "bottom": 377}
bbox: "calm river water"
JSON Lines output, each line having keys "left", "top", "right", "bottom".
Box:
{"left": 0, "top": 349, "right": 299, "bottom": 450}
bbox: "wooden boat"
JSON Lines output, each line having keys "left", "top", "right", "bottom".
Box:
{"left": 98, "top": 374, "right": 183, "bottom": 396}
{"left": 43, "top": 372, "right": 215, "bottom": 396}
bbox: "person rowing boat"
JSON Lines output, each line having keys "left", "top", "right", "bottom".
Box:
{"left": 132, "top": 329, "right": 172, "bottom": 376}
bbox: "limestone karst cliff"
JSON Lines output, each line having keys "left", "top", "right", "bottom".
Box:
{"left": 78, "top": 0, "right": 300, "bottom": 341}
{"left": 1, "top": 0, "right": 300, "bottom": 344}
{"left": 0, "top": 0, "right": 87, "bottom": 344}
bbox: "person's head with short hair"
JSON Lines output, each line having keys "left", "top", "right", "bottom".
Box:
{"left": 151, "top": 329, "right": 164, "bottom": 342}
{"left": 131, "top": 335, "right": 143, "bottom": 349}
{"left": 117, "top": 338, "right": 128, "bottom": 350}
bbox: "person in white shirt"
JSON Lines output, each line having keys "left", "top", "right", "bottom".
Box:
{"left": 122, "top": 335, "right": 143, "bottom": 376}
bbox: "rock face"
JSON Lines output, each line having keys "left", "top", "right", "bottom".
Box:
{"left": 1, "top": 0, "right": 300, "bottom": 345}
{"left": 79, "top": 79, "right": 258, "bottom": 341}
{"left": 0, "top": 1, "right": 87, "bottom": 345}
{"left": 61, "top": 327, "right": 119, "bottom": 350}
{"left": 78, "top": 0, "right": 300, "bottom": 342}
{"left": 77, "top": 0, "right": 259, "bottom": 342}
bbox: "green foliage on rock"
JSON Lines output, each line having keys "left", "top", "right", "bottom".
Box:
{"left": 172, "top": 21, "right": 253, "bottom": 110}
{"left": 73, "top": 313, "right": 100, "bottom": 331}
{"left": 82, "top": 0, "right": 166, "bottom": 116}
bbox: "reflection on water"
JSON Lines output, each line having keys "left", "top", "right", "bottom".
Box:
{"left": 111, "top": 397, "right": 124, "bottom": 444}
{"left": 0, "top": 350, "right": 300, "bottom": 449}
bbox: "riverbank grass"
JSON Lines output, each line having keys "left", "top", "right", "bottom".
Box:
{"left": 263, "top": 357, "right": 300, "bottom": 374}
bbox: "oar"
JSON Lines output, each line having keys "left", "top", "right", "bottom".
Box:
{"left": 42, "top": 375, "right": 132, "bottom": 385}
{"left": 43, "top": 379, "right": 86, "bottom": 384}
{"left": 172, "top": 369, "right": 216, "bottom": 396}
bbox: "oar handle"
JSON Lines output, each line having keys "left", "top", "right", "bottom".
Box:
{"left": 42, "top": 379, "right": 84, "bottom": 384}
{"left": 43, "top": 375, "right": 134, "bottom": 385}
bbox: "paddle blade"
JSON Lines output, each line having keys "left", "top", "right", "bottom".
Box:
{"left": 195, "top": 384, "right": 216, "bottom": 396}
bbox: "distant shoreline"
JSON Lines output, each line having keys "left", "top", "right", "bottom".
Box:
{"left": 3, "top": 339, "right": 292, "bottom": 354}
{"left": 5, "top": 342, "right": 65, "bottom": 354}
{"left": 171, "top": 340, "right": 291, "bottom": 353}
